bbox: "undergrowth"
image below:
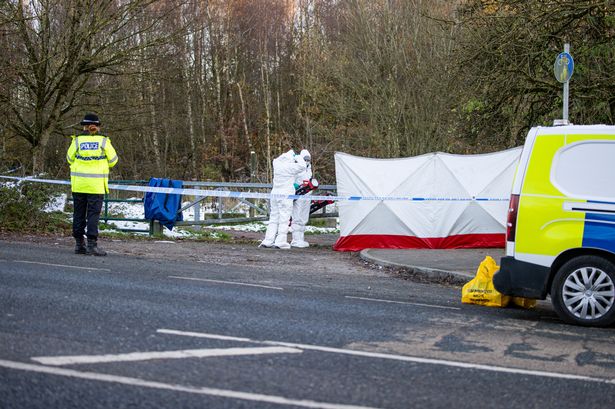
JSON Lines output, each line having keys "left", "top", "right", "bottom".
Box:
{"left": 0, "top": 182, "right": 71, "bottom": 233}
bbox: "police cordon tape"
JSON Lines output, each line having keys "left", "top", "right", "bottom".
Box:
{"left": 0, "top": 175, "right": 510, "bottom": 203}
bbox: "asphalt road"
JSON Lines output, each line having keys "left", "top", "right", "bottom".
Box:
{"left": 1, "top": 239, "right": 615, "bottom": 409}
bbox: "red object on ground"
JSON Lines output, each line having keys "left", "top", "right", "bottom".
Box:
{"left": 333, "top": 233, "right": 505, "bottom": 251}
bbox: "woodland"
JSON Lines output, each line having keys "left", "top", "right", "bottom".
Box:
{"left": 1, "top": 0, "right": 614, "bottom": 183}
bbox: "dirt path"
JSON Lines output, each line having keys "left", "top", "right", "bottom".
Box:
{"left": 0, "top": 231, "right": 384, "bottom": 279}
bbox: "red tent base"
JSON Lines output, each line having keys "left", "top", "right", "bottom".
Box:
{"left": 333, "top": 233, "right": 505, "bottom": 251}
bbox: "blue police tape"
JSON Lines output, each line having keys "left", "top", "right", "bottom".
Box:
{"left": 0, "top": 175, "right": 510, "bottom": 202}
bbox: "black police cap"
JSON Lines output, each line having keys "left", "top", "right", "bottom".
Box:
{"left": 80, "top": 113, "right": 101, "bottom": 126}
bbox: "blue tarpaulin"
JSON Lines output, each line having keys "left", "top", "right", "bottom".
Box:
{"left": 144, "top": 178, "right": 184, "bottom": 230}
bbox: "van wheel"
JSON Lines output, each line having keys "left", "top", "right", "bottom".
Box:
{"left": 551, "top": 256, "right": 615, "bottom": 327}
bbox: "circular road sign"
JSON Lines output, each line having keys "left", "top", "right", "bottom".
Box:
{"left": 554, "top": 52, "right": 574, "bottom": 83}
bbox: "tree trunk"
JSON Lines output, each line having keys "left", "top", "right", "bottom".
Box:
{"left": 214, "top": 53, "right": 228, "bottom": 175}
{"left": 186, "top": 87, "right": 197, "bottom": 178}
{"left": 147, "top": 81, "right": 162, "bottom": 172}
{"left": 31, "top": 144, "right": 44, "bottom": 175}
{"left": 236, "top": 81, "right": 253, "bottom": 153}
{"left": 185, "top": 58, "right": 197, "bottom": 178}
{"left": 260, "top": 53, "right": 272, "bottom": 180}
{"left": 31, "top": 125, "right": 55, "bottom": 174}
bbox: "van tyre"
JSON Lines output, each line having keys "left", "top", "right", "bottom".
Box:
{"left": 551, "top": 255, "right": 615, "bottom": 327}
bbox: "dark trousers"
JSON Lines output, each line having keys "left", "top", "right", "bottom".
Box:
{"left": 72, "top": 193, "right": 104, "bottom": 240}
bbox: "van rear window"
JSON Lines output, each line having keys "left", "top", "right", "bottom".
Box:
{"left": 551, "top": 140, "right": 615, "bottom": 200}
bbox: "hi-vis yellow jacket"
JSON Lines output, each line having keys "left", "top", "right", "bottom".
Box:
{"left": 66, "top": 133, "right": 118, "bottom": 194}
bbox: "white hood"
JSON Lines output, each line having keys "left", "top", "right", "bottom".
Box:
{"left": 272, "top": 150, "right": 306, "bottom": 194}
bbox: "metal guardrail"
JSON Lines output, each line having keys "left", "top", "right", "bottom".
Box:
{"left": 64, "top": 180, "right": 150, "bottom": 233}
{"left": 99, "top": 180, "right": 338, "bottom": 236}
{"left": 101, "top": 180, "right": 149, "bottom": 233}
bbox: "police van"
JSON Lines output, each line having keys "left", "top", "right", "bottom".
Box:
{"left": 493, "top": 125, "right": 615, "bottom": 326}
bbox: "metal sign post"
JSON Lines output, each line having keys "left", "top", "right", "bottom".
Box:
{"left": 553, "top": 43, "right": 574, "bottom": 125}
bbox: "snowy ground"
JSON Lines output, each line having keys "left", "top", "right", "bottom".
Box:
{"left": 41, "top": 193, "right": 339, "bottom": 239}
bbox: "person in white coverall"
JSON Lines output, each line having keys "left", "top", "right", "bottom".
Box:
{"left": 260, "top": 150, "right": 307, "bottom": 249}
{"left": 290, "top": 149, "right": 312, "bottom": 248}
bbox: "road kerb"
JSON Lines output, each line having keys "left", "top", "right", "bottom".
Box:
{"left": 359, "top": 249, "right": 472, "bottom": 286}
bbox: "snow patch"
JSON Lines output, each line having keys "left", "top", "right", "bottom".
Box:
{"left": 43, "top": 194, "right": 67, "bottom": 213}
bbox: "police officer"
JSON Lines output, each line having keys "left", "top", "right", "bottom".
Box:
{"left": 66, "top": 113, "right": 118, "bottom": 256}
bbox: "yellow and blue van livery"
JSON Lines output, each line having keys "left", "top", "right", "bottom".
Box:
{"left": 583, "top": 206, "right": 615, "bottom": 252}
{"left": 494, "top": 125, "right": 615, "bottom": 326}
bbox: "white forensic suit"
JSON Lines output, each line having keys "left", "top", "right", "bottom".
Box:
{"left": 260, "top": 150, "right": 307, "bottom": 249}
{"left": 290, "top": 149, "right": 312, "bottom": 248}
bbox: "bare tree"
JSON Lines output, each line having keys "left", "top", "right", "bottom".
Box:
{"left": 0, "top": 0, "right": 179, "bottom": 173}
{"left": 453, "top": 0, "right": 615, "bottom": 150}
{"left": 295, "top": 0, "right": 455, "bottom": 165}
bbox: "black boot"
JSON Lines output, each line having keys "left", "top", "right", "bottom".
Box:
{"left": 86, "top": 239, "right": 107, "bottom": 256}
{"left": 74, "top": 237, "right": 87, "bottom": 254}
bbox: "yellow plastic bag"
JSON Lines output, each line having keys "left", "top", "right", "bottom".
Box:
{"left": 462, "top": 256, "right": 510, "bottom": 307}
{"left": 512, "top": 296, "right": 537, "bottom": 309}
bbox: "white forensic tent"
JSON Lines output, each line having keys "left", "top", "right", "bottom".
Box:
{"left": 333, "top": 148, "right": 522, "bottom": 251}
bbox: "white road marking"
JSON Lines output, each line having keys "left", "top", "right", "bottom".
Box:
{"left": 0, "top": 359, "right": 379, "bottom": 409}
{"left": 158, "top": 329, "right": 615, "bottom": 385}
{"left": 344, "top": 296, "right": 461, "bottom": 310}
{"left": 159, "top": 330, "right": 255, "bottom": 342}
{"left": 169, "top": 275, "right": 283, "bottom": 290}
{"left": 13, "top": 260, "right": 111, "bottom": 271}
{"left": 32, "top": 346, "right": 301, "bottom": 366}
